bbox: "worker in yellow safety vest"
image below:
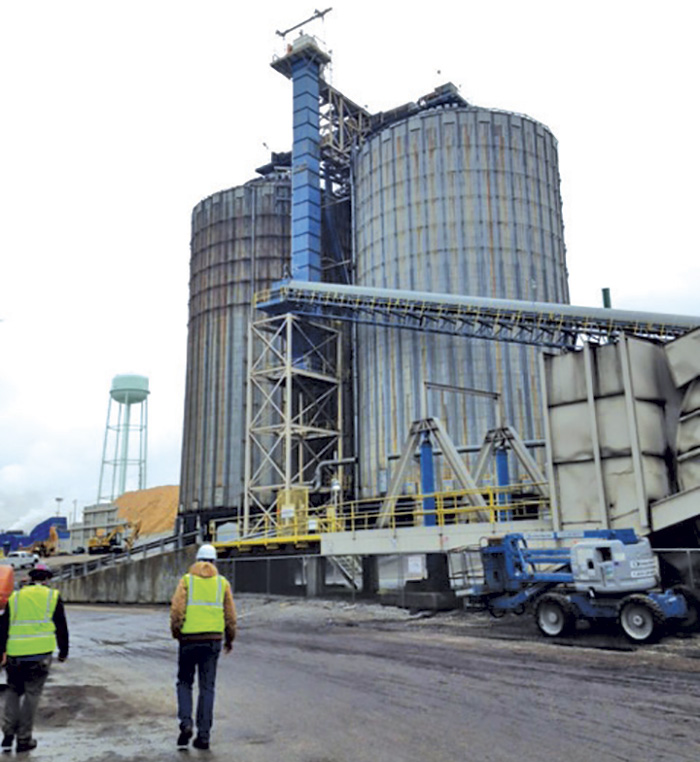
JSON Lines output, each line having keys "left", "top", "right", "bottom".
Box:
{"left": 170, "top": 544, "right": 236, "bottom": 751}
{"left": 0, "top": 563, "right": 69, "bottom": 754}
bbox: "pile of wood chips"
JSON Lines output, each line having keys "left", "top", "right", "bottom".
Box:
{"left": 115, "top": 485, "right": 179, "bottom": 536}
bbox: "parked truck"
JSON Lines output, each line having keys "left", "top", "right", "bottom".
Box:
{"left": 465, "top": 529, "right": 699, "bottom": 643}
{"left": 0, "top": 550, "right": 38, "bottom": 570}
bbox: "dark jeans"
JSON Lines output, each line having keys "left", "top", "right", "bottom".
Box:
{"left": 3, "top": 655, "right": 52, "bottom": 741}
{"left": 176, "top": 640, "right": 222, "bottom": 741}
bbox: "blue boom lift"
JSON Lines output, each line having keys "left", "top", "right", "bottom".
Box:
{"left": 469, "top": 529, "right": 699, "bottom": 643}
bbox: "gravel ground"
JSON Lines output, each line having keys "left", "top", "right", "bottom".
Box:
{"left": 237, "top": 592, "right": 700, "bottom": 655}
{"left": 1, "top": 594, "right": 697, "bottom": 762}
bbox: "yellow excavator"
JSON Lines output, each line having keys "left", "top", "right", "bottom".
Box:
{"left": 87, "top": 520, "right": 142, "bottom": 555}
{"left": 21, "top": 525, "right": 60, "bottom": 558}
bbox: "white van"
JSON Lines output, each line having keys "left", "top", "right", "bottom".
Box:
{"left": 1, "top": 551, "right": 38, "bottom": 570}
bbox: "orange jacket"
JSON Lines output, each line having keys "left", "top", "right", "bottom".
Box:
{"left": 170, "top": 561, "right": 237, "bottom": 647}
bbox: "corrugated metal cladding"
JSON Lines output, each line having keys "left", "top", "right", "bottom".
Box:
{"left": 179, "top": 177, "right": 291, "bottom": 514}
{"left": 353, "top": 106, "right": 569, "bottom": 496}
{"left": 664, "top": 328, "right": 700, "bottom": 492}
{"left": 544, "top": 339, "right": 678, "bottom": 534}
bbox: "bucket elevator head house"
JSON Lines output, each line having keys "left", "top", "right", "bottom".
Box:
{"left": 178, "top": 33, "right": 568, "bottom": 526}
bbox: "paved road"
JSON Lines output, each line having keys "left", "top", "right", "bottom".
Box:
{"left": 3, "top": 597, "right": 699, "bottom": 761}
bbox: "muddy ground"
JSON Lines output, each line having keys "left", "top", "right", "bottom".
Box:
{"left": 2, "top": 595, "right": 698, "bottom": 761}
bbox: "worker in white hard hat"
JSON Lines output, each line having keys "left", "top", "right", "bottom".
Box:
{"left": 170, "top": 543, "right": 236, "bottom": 751}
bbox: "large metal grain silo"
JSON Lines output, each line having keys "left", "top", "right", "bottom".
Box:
{"left": 179, "top": 173, "right": 291, "bottom": 521}
{"left": 353, "top": 102, "right": 568, "bottom": 496}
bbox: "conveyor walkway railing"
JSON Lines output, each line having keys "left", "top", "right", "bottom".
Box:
{"left": 255, "top": 280, "right": 700, "bottom": 348}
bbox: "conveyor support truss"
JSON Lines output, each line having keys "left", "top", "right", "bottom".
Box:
{"left": 256, "top": 281, "right": 699, "bottom": 349}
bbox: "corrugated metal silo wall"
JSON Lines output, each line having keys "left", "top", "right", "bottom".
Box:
{"left": 180, "top": 177, "right": 291, "bottom": 514}
{"left": 353, "top": 106, "right": 569, "bottom": 496}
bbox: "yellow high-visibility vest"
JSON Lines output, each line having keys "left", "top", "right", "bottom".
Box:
{"left": 7, "top": 585, "right": 58, "bottom": 657}
{"left": 181, "top": 574, "right": 228, "bottom": 635}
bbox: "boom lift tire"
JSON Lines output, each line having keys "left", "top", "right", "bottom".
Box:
{"left": 535, "top": 593, "right": 576, "bottom": 637}
{"left": 618, "top": 594, "right": 665, "bottom": 644}
{"left": 670, "top": 585, "right": 700, "bottom": 633}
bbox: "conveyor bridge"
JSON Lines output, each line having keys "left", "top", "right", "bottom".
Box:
{"left": 255, "top": 280, "right": 699, "bottom": 349}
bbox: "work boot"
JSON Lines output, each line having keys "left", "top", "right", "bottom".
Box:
{"left": 177, "top": 725, "right": 193, "bottom": 750}
{"left": 192, "top": 736, "right": 210, "bottom": 750}
{"left": 1, "top": 735, "right": 13, "bottom": 753}
{"left": 16, "top": 738, "right": 37, "bottom": 753}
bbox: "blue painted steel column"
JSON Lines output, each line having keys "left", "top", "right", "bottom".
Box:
{"left": 420, "top": 434, "right": 437, "bottom": 527}
{"left": 420, "top": 433, "right": 450, "bottom": 591}
{"left": 496, "top": 447, "right": 511, "bottom": 521}
{"left": 291, "top": 56, "right": 322, "bottom": 282}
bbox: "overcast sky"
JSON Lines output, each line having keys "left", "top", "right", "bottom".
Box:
{"left": 1, "top": 1, "right": 698, "bottom": 531}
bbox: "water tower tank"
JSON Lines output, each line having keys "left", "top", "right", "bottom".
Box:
{"left": 110, "top": 374, "right": 149, "bottom": 404}
{"left": 180, "top": 175, "right": 291, "bottom": 515}
{"left": 352, "top": 104, "right": 568, "bottom": 496}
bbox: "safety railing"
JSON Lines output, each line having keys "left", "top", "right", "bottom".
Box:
{"left": 55, "top": 531, "right": 201, "bottom": 581}
{"left": 213, "top": 484, "right": 550, "bottom": 548}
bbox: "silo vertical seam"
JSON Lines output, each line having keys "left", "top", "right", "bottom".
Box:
{"left": 390, "top": 129, "right": 401, "bottom": 456}
{"left": 506, "top": 115, "right": 529, "bottom": 442}
{"left": 534, "top": 129, "right": 550, "bottom": 300}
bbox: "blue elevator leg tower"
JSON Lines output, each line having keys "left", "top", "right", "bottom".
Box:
{"left": 272, "top": 36, "right": 329, "bottom": 283}
{"left": 271, "top": 36, "right": 331, "bottom": 370}
{"left": 291, "top": 57, "right": 322, "bottom": 281}
{"left": 418, "top": 429, "right": 450, "bottom": 593}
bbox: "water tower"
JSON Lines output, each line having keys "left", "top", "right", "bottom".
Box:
{"left": 97, "top": 374, "right": 149, "bottom": 503}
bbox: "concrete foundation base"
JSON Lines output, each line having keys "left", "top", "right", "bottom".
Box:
{"left": 56, "top": 546, "right": 197, "bottom": 604}
{"left": 378, "top": 590, "right": 458, "bottom": 612}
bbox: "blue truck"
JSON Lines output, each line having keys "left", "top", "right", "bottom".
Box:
{"left": 467, "top": 529, "right": 699, "bottom": 643}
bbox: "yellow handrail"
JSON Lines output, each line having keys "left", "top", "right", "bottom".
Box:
{"left": 213, "top": 484, "right": 550, "bottom": 548}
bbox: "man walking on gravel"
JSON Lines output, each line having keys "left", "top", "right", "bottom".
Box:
{"left": 170, "top": 544, "right": 237, "bottom": 751}
{"left": 0, "top": 563, "right": 69, "bottom": 754}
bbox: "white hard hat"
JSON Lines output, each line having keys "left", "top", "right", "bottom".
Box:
{"left": 196, "top": 544, "right": 217, "bottom": 562}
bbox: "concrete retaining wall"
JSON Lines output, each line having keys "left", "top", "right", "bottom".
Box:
{"left": 55, "top": 546, "right": 197, "bottom": 604}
